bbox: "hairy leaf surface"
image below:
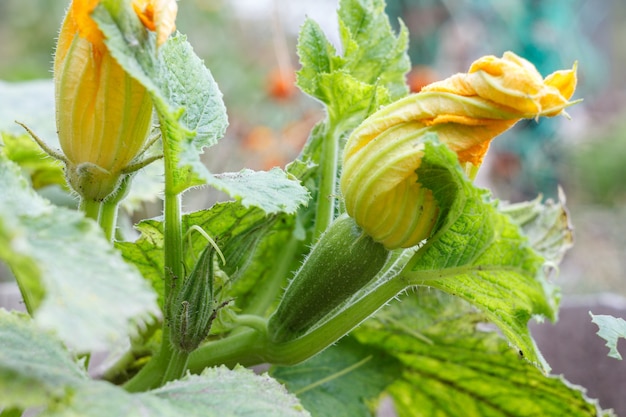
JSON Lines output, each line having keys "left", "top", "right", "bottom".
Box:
{"left": 403, "top": 139, "right": 564, "bottom": 370}
{"left": 354, "top": 292, "right": 605, "bottom": 417}
{"left": 40, "top": 366, "right": 310, "bottom": 417}
{"left": 0, "top": 310, "right": 86, "bottom": 409}
{"left": 0, "top": 155, "right": 159, "bottom": 352}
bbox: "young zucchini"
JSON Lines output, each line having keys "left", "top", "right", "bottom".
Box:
{"left": 268, "top": 214, "right": 389, "bottom": 343}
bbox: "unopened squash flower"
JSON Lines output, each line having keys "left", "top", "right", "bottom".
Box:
{"left": 341, "top": 51, "right": 578, "bottom": 249}
{"left": 52, "top": 0, "right": 177, "bottom": 201}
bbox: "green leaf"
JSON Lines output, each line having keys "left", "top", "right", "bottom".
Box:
{"left": 41, "top": 366, "right": 311, "bottom": 417}
{"left": 92, "top": 2, "right": 228, "bottom": 193}
{"left": 153, "top": 367, "right": 310, "bottom": 416}
{"left": 296, "top": 19, "right": 337, "bottom": 101}
{"left": 0, "top": 132, "right": 66, "bottom": 191}
{"left": 317, "top": 71, "right": 390, "bottom": 128}
{"left": 338, "top": 0, "right": 409, "bottom": 99}
{"left": 590, "top": 313, "right": 626, "bottom": 360}
{"left": 271, "top": 337, "right": 402, "bottom": 417}
{"left": 117, "top": 201, "right": 298, "bottom": 311}
{"left": 498, "top": 191, "right": 574, "bottom": 266}
{"left": 354, "top": 291, "right": 605, "bottom": 417}
{"left": 156, "top": 34, "right": 229, "bottom": 191}
{"left": 296, "top": 0, "right": 409, "bottom": 125}
{"left": 0, "top": 310, "right": 86, "bottom": 410}
{"left": 181, "top": 203, "right": 288, "bottom": 286}
{"left": 116, "top": 219, "right": 167, "bottom": 309}
{"left": 206, "top": 168, "right": 310, "bottom": 216}
{"left": 403, "top": 138, "right": 562, "bottom": 370}
{"left": 224, "top": 214, "right": 302, "bottom": 316}
{"left": 0, "top": 154, "right": 159, "bottom": 352}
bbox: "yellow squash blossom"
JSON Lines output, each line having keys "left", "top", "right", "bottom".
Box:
{"left": 54, "top": 0, "right": 177, "bottom": 201}
{"left": 340, "top": 51, "right": 577, "bottom": 249}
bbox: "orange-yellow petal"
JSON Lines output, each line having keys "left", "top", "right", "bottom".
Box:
{"left": 54, "top": 1, "right": 154, "bottom": 201}
{"left": 132, "top": 0, "right": 177, "bottom": 46}
{"left": 70, "top": 0, "right": 106, "bottom": 51}
{"left": 340, "top": 51, "right": 579, "bottom": 248}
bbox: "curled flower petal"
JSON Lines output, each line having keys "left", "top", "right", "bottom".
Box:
{"left": 132, "top": 0, "right": 178, "bottom": 46}
{"left": 70, "top": 0, "right": 106, "bottom": 50}
{"left": 340, "top": 51, "right": 578, "bottom": 249}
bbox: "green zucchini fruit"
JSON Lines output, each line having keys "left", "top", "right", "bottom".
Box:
{"left": 268, "top": 214, "right": 389, "bottom": 343}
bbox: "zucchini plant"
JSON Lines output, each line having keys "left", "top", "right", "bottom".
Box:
{"left": 0, "top": 0, "right": 609, "bottom": 416}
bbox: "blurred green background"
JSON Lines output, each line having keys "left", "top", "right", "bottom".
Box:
{"left": 1, "top": 0, "right": 626, "bottom": 296}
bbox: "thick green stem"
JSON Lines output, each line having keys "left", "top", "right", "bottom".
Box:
{"left": 123, "top": 191, "right": 185, "bottom": 392}
{"left": 99, "top": 174, "right": 133, "bottom": 241}
{"left": 98, "top": 201, "right": 118, "bottom": 241}
{"left": 155, "top": 167, "right": 186, "bottom": 384}
{"left": 188, "top": 276, "right": 407, "bottom": 370}
{"left": 124, "top": 125, "right": 186, "bottom": 391}
{"left": 123, "top": 357, "right": 163, "bottom": 392}
{"left": 163, "top": 194, "right": 184, "bottom": 313}
{"left": 313, "top": 121, "right": 340, "bottom": 240}
{"left": 188, "top": 329, "right": 268, "bottom": 370}
{"left": 267, "top": 275, "right": 406, "bottom": 364}
{"left": 161, "top": 350, "right": 190, "bottom": 385}
{"left": 79, "top": 198, "right": 101, "bottom": 222}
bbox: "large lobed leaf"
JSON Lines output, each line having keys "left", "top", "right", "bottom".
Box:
{"left": 0, "top": 308, "right": 309, "bottom": 415}
{"left": 352, "top": 291, "right": 607, "bottom": 417}
{"left": 0, "top": 310, "right": 86, "bottom": 410}
{"left": 118, "top": 199, "right": 305, "bottom": 322}
{"left": 267, "top": 291, "right": 606, "bottom": 417}
{"left": 0, "top": 313, "right": 310, "bottom": 416}
{"left": 39, "top": 366, "right": 310, "bottom": 417}
{"left": 0, "top": 154, "right": 159, "bottom": 352}
{"left": 402, "top": 138, "right": 563, "bottom": 370}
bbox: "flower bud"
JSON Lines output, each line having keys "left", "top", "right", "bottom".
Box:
{"left": 340, "top": 51, "right": 578, "bottom": 249}
{"left": 268, "top": 214, "right": 389, "bottom": 343}
{"left": 53, "top": 0, "right": 177, "bottom": 201}
{"left": 170, "top": 246, "right": 217, "bottom": 353}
